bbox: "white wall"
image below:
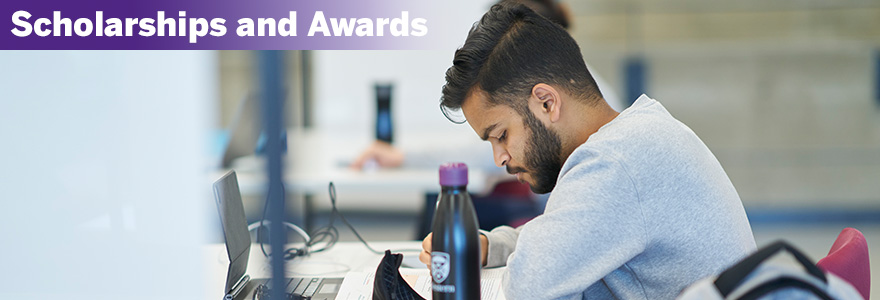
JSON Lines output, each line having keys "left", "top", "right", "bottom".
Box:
{"left": 0, "top": 51, "right": 216, "bottom": 299}
{"left": 311, "top": 0, "right": 496, "bottom": 142}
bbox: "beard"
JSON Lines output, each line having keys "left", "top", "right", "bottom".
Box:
{"left": 507, "top": 109, "right": 564, "bottom": 194}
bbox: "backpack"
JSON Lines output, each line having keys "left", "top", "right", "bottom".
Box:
{"left": 678, "top": 240, "right": 863, "bottom": 300}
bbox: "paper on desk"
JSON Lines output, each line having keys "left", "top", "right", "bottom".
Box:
{"left": 334, "top": 268, "right": 507, "bottom": 300}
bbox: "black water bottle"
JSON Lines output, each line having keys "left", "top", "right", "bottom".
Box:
{"left": 431, "top": 162, "right": 481, "bottom": 300}
{"left": 375, "top": 83, "right": 393, "bottom": 144}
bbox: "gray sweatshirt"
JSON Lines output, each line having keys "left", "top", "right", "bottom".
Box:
{"left": 482, "top": 95, "right": 757, "bottom": 299}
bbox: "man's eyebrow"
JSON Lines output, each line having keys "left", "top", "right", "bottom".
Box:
{"left": 480, "top": 123, "right": 499, "bottom": 141}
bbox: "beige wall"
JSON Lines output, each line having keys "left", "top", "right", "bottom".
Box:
{"left": 217, "top": 50, "right": 307, "bottom": 129}
{"left": 569, "top": 0, "right": 880, "bottom": 208}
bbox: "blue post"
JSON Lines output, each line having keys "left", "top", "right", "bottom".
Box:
{"left": 624, "top": 55, "right": 647, "bottom": 107}
{"left": 875, "top": 50, "right": 879, "bottom": 107}
{"left": 257, "top": 50, "right": 287, "bottom": 300}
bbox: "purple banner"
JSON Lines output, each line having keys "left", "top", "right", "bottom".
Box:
{"left": 2, "top": 0, "right": 462, "bottom": 49}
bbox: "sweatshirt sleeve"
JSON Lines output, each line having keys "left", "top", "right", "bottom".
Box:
{"left": 502, "top": 149, "right": 648, "bottom": 299}
{"left": 480, "top": 226, "right": 523, "bottom": 268}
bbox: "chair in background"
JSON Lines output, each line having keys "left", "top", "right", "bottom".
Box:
{"left": 487, "top": 180, "right": 539, "bottom": 228}
{"left": 416, "top": 179, "right": 542, "bottom": 239}
{"left": 816, "top": 227, "right": 871, "bottom": 300}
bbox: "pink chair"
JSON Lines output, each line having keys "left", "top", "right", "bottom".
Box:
{"left": 816, "top": 227, "right": 871, "bottom": 300}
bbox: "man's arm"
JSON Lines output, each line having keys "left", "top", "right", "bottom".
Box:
{"left": 419, "top": 229, "right": 504, "bottom": 268}
{"left": 480, "top": 226, "right": 522, "bottom": 268}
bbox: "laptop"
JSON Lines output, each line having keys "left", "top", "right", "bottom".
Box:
{"left": 214, "top": 170, "right": 343, "bottom": 300}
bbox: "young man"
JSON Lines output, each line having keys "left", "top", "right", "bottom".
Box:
{"left": 419, "top": 2, "right": 756, "bottom": 299}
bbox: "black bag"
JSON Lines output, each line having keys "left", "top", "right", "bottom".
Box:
{"left": 372, "top": 250, "right": 427, "bottom": 300}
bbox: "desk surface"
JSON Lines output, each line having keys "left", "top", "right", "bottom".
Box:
{"left": 204, "top": 241, "right": 424, "bottom": 299}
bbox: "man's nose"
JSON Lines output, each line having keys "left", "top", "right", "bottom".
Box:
{"left": 493, "top": 143, "right": 510, "bottom": 168}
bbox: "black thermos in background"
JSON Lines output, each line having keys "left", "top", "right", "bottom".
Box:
{"left": 375, "top": 83, "right": 393, "bottom": 144}
{"left": 431, "top": 162, "right": 481, "bottom": 300}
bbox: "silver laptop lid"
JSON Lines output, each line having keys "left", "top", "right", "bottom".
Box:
{"left": 213, "top": 170, "right": 252, "bottom": 295}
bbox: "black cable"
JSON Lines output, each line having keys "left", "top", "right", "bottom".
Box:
{"left": 258, "top": 181, "right": 422, "bottom": 260}
{"left": 257, "top": 185, "right": 309, "bottom": 260}
{"left": 257, "top": 187, "right": 274, "bottom": 259}
{"left": 305, "top": 182, "right": 421, "bottom": 254}
{"left": 309, "top": 182, "right": 384, "bottom": 254}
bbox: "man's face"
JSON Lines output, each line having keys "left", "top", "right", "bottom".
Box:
{"left": 461, "top": 91, "right": 564, "bottom": 194}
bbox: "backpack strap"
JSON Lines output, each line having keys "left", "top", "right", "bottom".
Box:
{"left": 714, "top": 240, "right": 827, "bottom": 297}
{"left": 737, "top": 276, "right": 834, "bottom": 300}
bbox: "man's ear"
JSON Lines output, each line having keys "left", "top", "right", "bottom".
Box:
{"left": 531, "top": 84, "right": 561, "bottom": 123}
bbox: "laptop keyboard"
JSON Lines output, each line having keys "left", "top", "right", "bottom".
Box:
{"left": 254, "top": 277, "right": 342, "bottom": 300}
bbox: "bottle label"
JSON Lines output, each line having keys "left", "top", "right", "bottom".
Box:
{"left": 431, "top": 251, "right": 451, "bottom": 284}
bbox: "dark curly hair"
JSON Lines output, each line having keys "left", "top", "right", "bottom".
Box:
{"left": 502, "top": 0, "right": 571, "bottom": 29}
{"left": 440, "top": 1, "right": 601, "bottom": 123}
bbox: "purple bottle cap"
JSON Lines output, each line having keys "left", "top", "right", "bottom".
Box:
{"left": 439, "top": 162, "right": 468, "bottom": 186}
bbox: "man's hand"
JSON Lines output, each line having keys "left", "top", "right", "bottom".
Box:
{"left": 419, "top": 232, "right": 490, "bottom": 268}
{"left": 349, "top": 141, "right": 405, "bottom": 170}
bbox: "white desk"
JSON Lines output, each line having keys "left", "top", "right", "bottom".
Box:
{"left": 204, "top": 241, "right": 424, "bottom": 299}
{"left": 204, "top": 241, "right": 508, "bottom": 300}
